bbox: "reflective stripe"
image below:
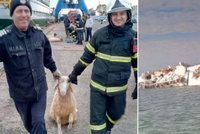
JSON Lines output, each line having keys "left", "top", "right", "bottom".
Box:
{"left": 76, "top": 27, "right": 84, "bottom": 30}
{"left": 96, "top": 52, "right": 131, "bottom": 63}
{"left": 79, "top": 59, "right": 89, "bottom": 66}
{"left": 132, "top": 53, "right": 138, "bottom": 59}
{"left": 0, "top": 29, "right": 7, "bottom": 37}
{"left": 91, "top": 80, "right": 127, "bottom": 93}
{"left": 107, "top": 85, "right": 127, "bottom": 93}
{"left": 106, "top": 113, "right": 117, "bottom": 125}
{"left": 133, "top": 68, "right": 138, "bottom": 72}
{"left": 90, "top": 123, "right": 106, "bottom": 131}
{"left": 86, "top": 42, "right": 95, "bottom": 54}
{"left": 91, "top": 80, "right": 105, "bottom": 91}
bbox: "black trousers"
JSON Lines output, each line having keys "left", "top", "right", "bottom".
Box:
{"left": 14, "top": 90, "right": 47, "bottom": 134}
{"left": 85, "top": 27, "right": 92, "bottom": 41}
{"left": 90, "top": 88, "right": 126, "bottom": 134}
{"left": 77, "top": 31, "right": 83, "bottom": 44}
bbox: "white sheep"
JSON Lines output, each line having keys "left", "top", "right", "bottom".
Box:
{"left": 50, "top": 76, "right": 77, "bottom": 134}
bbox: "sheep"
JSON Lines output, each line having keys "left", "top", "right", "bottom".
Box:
{"left": 192, "top": 66, "right": 200, "bottom": 79}
{"left": 50, "top": 76, "right": 77, "bottom": 134}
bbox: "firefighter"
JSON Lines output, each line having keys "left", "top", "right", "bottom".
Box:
{"left": 75, "top": 14, "right": 84, "bottom": 45}
{"left": 0, "top": 0, "right": 61, "bottom": 133}
{"left": 68, "top": 0, "right": 137, "bottom": 133}
{"left": 63, "top": 15, "right": 70, "bottom": 37}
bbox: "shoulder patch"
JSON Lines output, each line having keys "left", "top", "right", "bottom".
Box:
{"left": 0, "top": 29, "right": 9, "bottom": 37}
{"left": 132, "top": 45, "right": 137, "bottom": 53}
{"left": 33, "top": 25, "right": 42, "bottom": 31}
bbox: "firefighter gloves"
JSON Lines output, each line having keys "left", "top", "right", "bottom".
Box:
{"left": 132, "top": 85, "right": 137, "bottom": 100}
{"left": 68, "top": 73, "right": 78, "bottom": 85}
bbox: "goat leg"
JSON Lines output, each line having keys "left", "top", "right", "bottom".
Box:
{"left": 72, "top": 110, "right": 78, "bottom": 127}
{"left": 67, "top": 113, "right": 74, "bottom": 129}
{"left": 57, "top": 122, "right": 62, "bottom": 134}
{"left": 56, "top": 117, "right": 62, "bottom": 134}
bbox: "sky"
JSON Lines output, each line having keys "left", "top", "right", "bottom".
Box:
{"left": 50, "top": 0, "right": 138, "bottom": 9}
{"left": 139, "top": 0, "right": 200, "bottom": 73}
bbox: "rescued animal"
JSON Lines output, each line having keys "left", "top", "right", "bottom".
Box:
{"left": 50, "top": 76, "right": 77, "bottom": 134}
{"left": 139, "top": 62, "right": 188, "bottom": 89}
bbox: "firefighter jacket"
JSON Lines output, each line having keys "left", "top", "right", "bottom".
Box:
{"left": 0, "top": 24, "right": 57, "bottom": 101}
{"left": 75, "top": 15, "right": 84, "bottom": 32}
{"left": 71, "top": 24, "right": 137, "bottom": 96}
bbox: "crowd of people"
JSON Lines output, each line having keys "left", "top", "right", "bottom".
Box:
{"left": 63, "top": 13, "right": 94, "bottom": 45}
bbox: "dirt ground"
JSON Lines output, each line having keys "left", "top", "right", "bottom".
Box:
{"left": 0, "top": 22, "right": 137, "bottom": 134}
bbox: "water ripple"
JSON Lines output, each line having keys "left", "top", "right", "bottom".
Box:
{"left": 139, "top": 86, "right": 200, "bottom": 134}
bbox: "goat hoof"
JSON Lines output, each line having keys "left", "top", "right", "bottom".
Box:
{"left": 67, "top": 123, "right": 73, "bottom": 129}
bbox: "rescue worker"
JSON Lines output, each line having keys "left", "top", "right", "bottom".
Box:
{"left": 75, "top": 14, "right": 84, "bottom": 45}
{"left": 0, "top": 0, "right": 61, "bottom": 133}
{"left": 63, "top": 15, "right": 70, "bottom": 37}
{"left": 68, "top": 0, "right": 137, "bottom": 133}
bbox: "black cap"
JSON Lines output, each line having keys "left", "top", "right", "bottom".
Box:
{"left": 10, "top": 0, "right": 32, "bottom": 16}
{"left": 108, "top": 0, "right": 130, "bottom": 14}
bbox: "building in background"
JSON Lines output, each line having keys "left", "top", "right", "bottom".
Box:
{"left": 0, "top": 0, "right": 54, "bottom": 30}
{"left": 53, "top": 0, "right": 88, "bottom": 21}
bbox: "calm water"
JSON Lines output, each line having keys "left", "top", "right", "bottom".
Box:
{"left": 139, "top": 86, "right": 200, "bottom": 134}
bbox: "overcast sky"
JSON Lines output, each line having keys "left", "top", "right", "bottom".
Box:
{"left": 50, "top": 0, "right": 138, "bottom": 9}
{"left": 139, "top": 0, "right": 200, "bottom": 73}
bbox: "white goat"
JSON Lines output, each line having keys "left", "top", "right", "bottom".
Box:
{"left": 50, "top": 76, "right": 77, "bottom": 134}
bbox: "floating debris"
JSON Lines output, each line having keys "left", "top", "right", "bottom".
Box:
{"left": 187, "top": 65, "right": 200, "bottom": 86}
{"left": 138, "top": 62, "right": 200, "bottom": 89}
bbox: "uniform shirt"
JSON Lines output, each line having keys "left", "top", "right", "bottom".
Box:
{"left": 0, "top": 24, "right": 57, "bottom": 101}
{"left": 76, "top": 19, "right": 84, "bottom": 31}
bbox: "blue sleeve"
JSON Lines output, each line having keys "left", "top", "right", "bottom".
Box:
{"left": 131, "top": 32, "right": 137, "bottom": 83}
{"left": 0, "top": 38, "right": 5, "bottom": 62}
{"left": 131, "top": 32, "right": 137, "bottom": 72}
{"left": 78, "top": 31, "right": 97, "bottom": 67}
{"left": 43, "top": 34, "right": 57, "bottom": 72}
{"left": 71, "top": 31, "right": 98, "bottom": 76}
